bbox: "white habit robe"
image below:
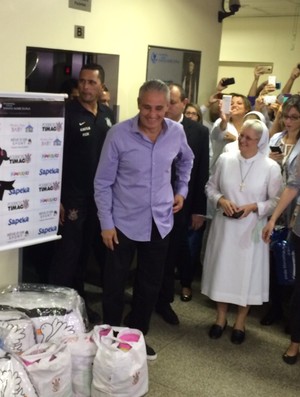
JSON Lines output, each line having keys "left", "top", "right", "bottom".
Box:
{"left": 201, "top": 151, "right": 282, "bottom": 306}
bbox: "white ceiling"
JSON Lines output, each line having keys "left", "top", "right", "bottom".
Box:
{"left": 229, "top": 0, "right": 300, "bottom": 18}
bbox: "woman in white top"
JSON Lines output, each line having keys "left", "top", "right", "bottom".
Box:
{"left": 202, "top": 119, "right": 282, "bottom": 345}
{"left": 210, "top": 93, "right": 251, "bottom": 169}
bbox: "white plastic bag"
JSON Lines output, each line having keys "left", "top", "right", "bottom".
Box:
{"left": 33, "top": 310, "right": 85, "bottom": 343}
{"left": 91, "top": 326, "right": 148, "bottom": 397}
{"left": 65, "top": 331, "right": 97, "bottom": 397}
{"left": 21, "top": 342, "right": 72, "bottom": 396}
{"left": 0, "top": 310, "right": 36, "bottom": 354}
{"left": 0, "top": 349, "right": 38, "bottom": 396}
{"left": 0, "top": 284, "right": 86, "bottom": 344}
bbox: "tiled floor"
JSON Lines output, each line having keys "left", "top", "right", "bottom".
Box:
{"left": 87, "top": 280, "right": 300, "bottom": 397}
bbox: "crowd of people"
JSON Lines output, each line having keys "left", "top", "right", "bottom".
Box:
{"left": 36, "top": 62, "right": 300, "bottom": 363}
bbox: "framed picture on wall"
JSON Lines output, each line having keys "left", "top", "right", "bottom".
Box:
{"left": 146, "top": 45, "right": 201, "bottom": 103}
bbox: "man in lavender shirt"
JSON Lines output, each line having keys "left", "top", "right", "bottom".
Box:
{"left": 94, "top": 79, "right": 194, "bottom": 359}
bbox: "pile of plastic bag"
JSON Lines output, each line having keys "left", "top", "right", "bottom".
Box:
{"left": 0, "top": 284, "right": 148, "bottom": 397}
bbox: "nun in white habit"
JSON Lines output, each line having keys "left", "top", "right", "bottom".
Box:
{"left": 201, "top": 119, "right": 283, "bottom": 344}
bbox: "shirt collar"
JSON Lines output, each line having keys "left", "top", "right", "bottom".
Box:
{"left": 132, "top": 114, "right": 168, "bottom": 135}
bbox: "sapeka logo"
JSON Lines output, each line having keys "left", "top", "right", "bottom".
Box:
{"left": 8, "top": 216, "right": 29, "bottom": 226}
{"left": 38, "top": 225, "right": 57, "bottom": 235}
{"left": 39, "top": 168, "right": 59, "bottom": 176}
{"left": 9, "top": 186, "right": 30, "bottom": 196}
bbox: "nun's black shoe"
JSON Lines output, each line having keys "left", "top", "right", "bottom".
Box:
{"left": 209, "top": 321, "right": 227, "bottom": 339}
{"left": 231, "top": 328, "right": 245, "bottom": 344}
{"left": 282, "top": 352, "right": 298, "bottom": 365}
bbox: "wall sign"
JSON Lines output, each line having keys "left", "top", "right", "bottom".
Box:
{"left": 147, "top": 45, "right": 201, "bottom": 103}
{"left": 69, "top": 0, "right": 91, "bottom": 12}
{"left": 74, "top": 25, "right": 85, "bottom": 38}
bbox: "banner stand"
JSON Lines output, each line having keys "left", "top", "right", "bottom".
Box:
{"left": 0, "top": 92, "right": 65, "bottom": 281}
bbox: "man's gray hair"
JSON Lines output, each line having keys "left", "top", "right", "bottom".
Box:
{"left": 138, "top": 79, "right": 170, "bottom": 102}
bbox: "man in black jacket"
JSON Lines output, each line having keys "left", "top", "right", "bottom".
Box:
{"left": 156, "top": 83, "right": 209, "bottom": 324}
{"left": 50, "top": 64, "right": 114, "bottom": 322}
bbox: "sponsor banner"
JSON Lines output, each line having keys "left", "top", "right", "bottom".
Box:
{"left": 0, "top": 92, "right": 65, "bottom": 251}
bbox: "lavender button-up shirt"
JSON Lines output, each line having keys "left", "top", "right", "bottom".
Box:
{"left": 94, "top": 114, "right": 194, "bottom": 241}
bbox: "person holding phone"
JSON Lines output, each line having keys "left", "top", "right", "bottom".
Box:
{"left": 260, "top": 95, "right": 300, "bottom": 326}
{"left": 210, "top": 93, "right": 251, "bottom": 170}
{"left": 201, "top": 119, "right": 282, "bottom": 345}
{"left": 280, "top": 64, "right": 300, "bottom": 96}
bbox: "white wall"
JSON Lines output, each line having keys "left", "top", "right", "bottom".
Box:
{"left": 0, "top": 0, "right": 222, "bottom": 119}
{"left": 0, "top": 250, "right": 19, "bottom": 287}
{"left": 219, "top": 16, "right": 300, "bottom": 96}
{"left": 0, "top": 0, "right": 223, "bottom": 283}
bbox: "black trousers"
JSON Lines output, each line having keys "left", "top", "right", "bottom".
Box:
{"left": 290, "top": 233, "right": 300, "bottom": 343}
{"left": 102, "top": 221, "right": 170, "bottom": 334}
{"left": 156, "top": 210, "right": 191, "bottom": 305}
{"left": 181, "top": 222, "right": 206, "bottom": 288}
{"left": 49, "top": 198, "right": 105, "bottom": 297}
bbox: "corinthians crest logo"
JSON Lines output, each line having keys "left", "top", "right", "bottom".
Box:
{"left": 68, "top": 209, "right": 79, "bottom": 221}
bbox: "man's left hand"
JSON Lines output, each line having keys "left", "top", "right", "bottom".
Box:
{"left": 173, "top": 194, "right": 184, "bottom": 213}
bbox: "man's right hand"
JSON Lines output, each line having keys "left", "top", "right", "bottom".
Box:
{"left": 101, "top": 228, "right": 119, "bottom": 250}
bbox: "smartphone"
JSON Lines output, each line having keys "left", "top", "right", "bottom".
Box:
{"left": 277, "top": 93, "right": 291, "bottom": 104}
{"left": 275, "top": 82, "right": 281, "bottom": 90}
{"left": 268, "top": 76, "right": 276, "bottom": 86}
{"left": 263, "top": 95, "right": 277, "bottom": 105}
{"left": 270, "top": 146, "right": 282, "bottom": 153}
{"left": 258, "top": 65, "right": 273, "bottom": 74}
{"left": 221, "top": 95, "right": 232, "bottom": 114}
{"left": 221, "top": 77, "right": 235, "bottom": 87}
{"left": 223, "top": 210, "right": 244, "bottom": 219}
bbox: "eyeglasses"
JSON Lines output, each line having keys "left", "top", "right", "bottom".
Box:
{"left": 238, "top": 133, "right": 258, "bottom": 142}
{"left": 185, "top": 111, "right": 198, "bottom": 116}
{"left": 282, "top": 114, "right": 300, "bottom": 121}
